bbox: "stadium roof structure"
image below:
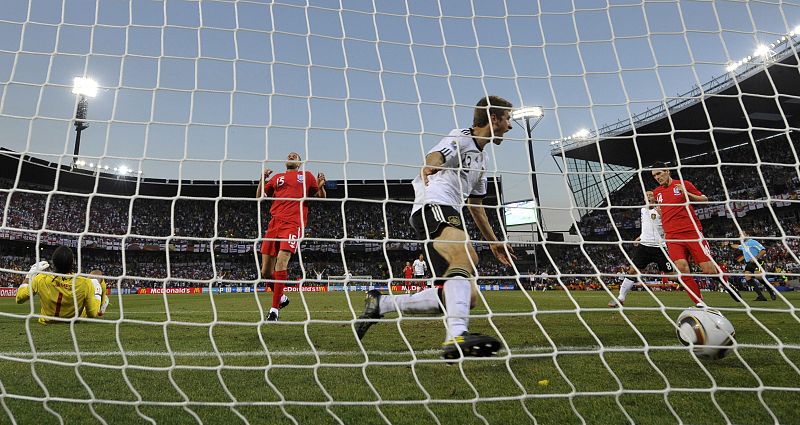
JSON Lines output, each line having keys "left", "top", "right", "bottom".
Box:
{"left": 0, "top": 148, "right": 502, "bottom": 203}
{"left": 551, "top": 36, "right": 800, "bottom": 210}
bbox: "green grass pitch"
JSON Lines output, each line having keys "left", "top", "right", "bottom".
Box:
{"left": 0, "top": 290, "right": 798, "bottom": 425}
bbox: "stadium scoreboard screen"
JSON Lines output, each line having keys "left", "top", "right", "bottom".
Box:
{"left": 503, "top": 199, "right": 538, "bottom": 227}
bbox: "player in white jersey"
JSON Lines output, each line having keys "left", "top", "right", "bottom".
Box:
{"left": 355, "top": 95, "right": 516, "bottom": 359}
{"left": 412, "top": 254, "right": 429, "bottom": 288}
{"left": 412, "top": 254, "right": 427, "bottom": 278}
{"left": 609, "top": 191, "right": 676, "bottom": 307}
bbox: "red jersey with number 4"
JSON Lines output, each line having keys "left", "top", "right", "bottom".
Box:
{"left": 652, "top": 179, "right": 703, "bottom": 236}
{"left": 264, "top": 170, "right": 318, "bottom": 227}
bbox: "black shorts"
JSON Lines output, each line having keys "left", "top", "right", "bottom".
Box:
{"left": 410, "top": 204, "right": 465, "bottom": 240}
{"left": 410, "top": 204, "right": 465, "bottom": 278}
{"left": 631, "top": 245, "right": 674, "bottom": 273}
{"left": 744, "top": 261, "right": 760, "bottom": 273}
{"left": 413, "top": 274, "right": 425, "bottom": 280}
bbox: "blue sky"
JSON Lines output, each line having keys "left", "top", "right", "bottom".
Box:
{"left": 1, "top": 0, "right": 798, "bottom": 230}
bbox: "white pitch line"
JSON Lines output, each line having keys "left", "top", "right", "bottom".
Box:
{"left": 114, "top": 309, "right": 541, "bottom": 315}
{"left": 0, "top": 345, "right": 689, "bottom": 358}
{"left": 118, "top": 310, "right": 357, "bottom": 314}
{"left": 1, "top": 343, "right": 790, "bottom": 359}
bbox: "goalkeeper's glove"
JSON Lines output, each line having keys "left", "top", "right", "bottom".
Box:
{"left": 27, "top": 261, "right": 49, "bottom": 282}
{"left": 99, "top": 296, "right": 109, "bottom": 317}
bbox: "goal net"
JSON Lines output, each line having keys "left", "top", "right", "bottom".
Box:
{"left": 1, "top": 1, "right": 799, "bottom": 424}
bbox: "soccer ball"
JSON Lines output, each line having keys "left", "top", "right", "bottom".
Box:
{"left": 676, "top": 308, "right": 735, "bottom": 360}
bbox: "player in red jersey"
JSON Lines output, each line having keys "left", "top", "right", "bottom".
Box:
{"left": 402, "top": 261, "right": 414, "bottom": 293}
{"left": 257, "top": 152, "right": 326, "bottom": 321}
{"left": 650, "top": 162, "right": 740, "bottom": 307}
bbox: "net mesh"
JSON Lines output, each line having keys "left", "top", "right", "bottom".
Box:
{"left": 0, "top": 1, "right": 799, "bottom": 424}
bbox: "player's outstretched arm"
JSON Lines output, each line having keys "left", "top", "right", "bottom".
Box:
{"left": 676, "top": 182, "right": 708, "bottom": 203}
{"left": 82, "top": 277, "right": 103, "bottom": 318}
{"left": 15, "top": 283, "right": 31, "bottom": 304}
{"left": 16, "top": 261, "right": 48, "bottom": 304}
{"left": 89, "top": 270, "right": 109, "bottom": 317}
{"left": 316, "top": 172, "right": 327, "bottom": 198}
{"left": 421, "top": 151, "right": 445, "bottom": 186}
{"left": 256, "top": 168, "right": 273, "bottom": 198}
{"left": 466, "top": 197, "right": 516, "bottom": 266}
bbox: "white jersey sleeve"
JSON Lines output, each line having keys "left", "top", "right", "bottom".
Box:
{"left": 427, "top": 136, "right": 461, "bottom": 169}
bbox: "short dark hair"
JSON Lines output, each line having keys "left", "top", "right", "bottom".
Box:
{"left": 650, "top": 161, "right": 670, "bottom": 172}
{"left": 473, "top": 96, "right": 513, "bottom": 128}
{"left": 51, "top": 245, "right": 74, "bottom": 274}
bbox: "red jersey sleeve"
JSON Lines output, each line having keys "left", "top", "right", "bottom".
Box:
{"left": 305, "top": 171, "right": 319, "bottom": 197}
{"left": 264, "top": 174, "right": 278, "bottom": 197}
{"left": 683, "top": 180, "right": 702, "bottom": 197}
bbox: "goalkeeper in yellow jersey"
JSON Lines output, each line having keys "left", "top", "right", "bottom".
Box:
{"left": 15, "top": 245, "right": 108, "bottom": 324}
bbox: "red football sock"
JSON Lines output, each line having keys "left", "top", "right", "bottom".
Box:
{"left": 263, "top": 273, "right": 274, "bottom": 292}
{"left": 272, "top": 269, "right": 288, "bottom": 309}
{"left": 680, "top": 275, "right": 702, "bottom": 304}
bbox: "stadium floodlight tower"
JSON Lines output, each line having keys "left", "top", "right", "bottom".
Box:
{"left": 511, "top": 106, "right": 545, "bottom": 273}
{"left": 71, "top": 77, "right": 98, "bottom": 168}
{"left": 511, "top": 106, "right": 545, "bottom": 226}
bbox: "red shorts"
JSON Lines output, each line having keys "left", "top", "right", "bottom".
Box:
{"left": 666, "top": 231, "right": 712, "bottom": 264}
{"left": 260, "top": 220, "right": 302, "bottom": 256}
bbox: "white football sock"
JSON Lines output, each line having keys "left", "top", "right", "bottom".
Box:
{"left": 269, "top": 307, "right": 279, "bottom": 315}
{"left": 280, "top": 294, "right": 288, "bottom": 303}
{"left": 443, "top": 276, "right": 471, "bottom": 340}
{"left": 378, "top": 288, "right": 440, "bottom": 315}
{"left": 618, "top": 278, "right": 636, "bottom": 301}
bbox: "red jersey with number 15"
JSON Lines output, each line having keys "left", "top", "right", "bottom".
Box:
{"left": 264, "top": 170, "right": 318, "bottom": 227}
{"left": 652, "top": 179, "right": 703, "bottom": 236}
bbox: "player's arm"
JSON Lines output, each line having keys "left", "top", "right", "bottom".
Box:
{"left": 315, "top": 172, "right": 327, "bottom": 198}
{"left": 256, "top": 168, "right": 273, "bottom": 198}
{"left": 681, "top": 181, "right": 707, "bottom": 203}
{"left": 82, "top": 278, "right": 103, "bottom": 318}
{"left": 421, "top": 138, "right": 459, "bottom": 185}
{"left": 421, "top": 151, "right": 445, "bottom": 185}
{"left": 466, "top": 197, "right": 515, "bottom": 266}
{"left": 89, "top": 270, "right": 110, "bottom": 316}
{"left": 754, "top": 242, "right": 767, "bottom": 262}
{"left": 15, "top": 261, "right": 48, "bottom": 304}
{"left": 15, "top": 280, "right": 32, "bottom": 304}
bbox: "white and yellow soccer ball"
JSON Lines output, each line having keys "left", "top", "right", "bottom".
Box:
{"left": 676, "top": 308, "right": 735, "bottom": 360}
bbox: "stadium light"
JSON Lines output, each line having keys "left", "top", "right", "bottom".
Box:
{"left": 71, "top": 77, "right": 98, "bottom": 98}
{"left": 512, "top": 106, "right": 544, "bottom": 120}
{"left": 753, "top": 44, "right": 771, "bottom": 57}
{"left": 573, "top": 128, "right": 590, "bottom": 139}
{"left": 71, "top": 77, "right": 99, "bottom": 168}
{"left": 725, "top": 62, "right": 741, "bottom": 73}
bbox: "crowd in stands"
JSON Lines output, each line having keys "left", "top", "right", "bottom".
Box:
{"left": 0, "top": 135, "right": 798, "bottom": 291}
